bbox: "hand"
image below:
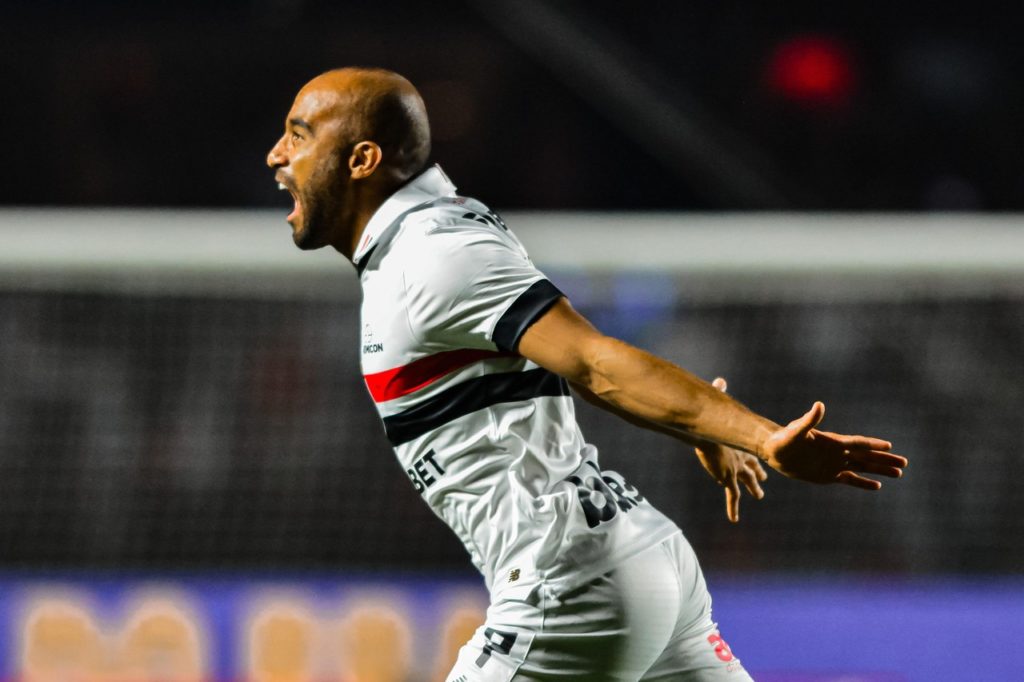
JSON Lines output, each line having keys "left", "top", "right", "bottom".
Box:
{"left": 695, "top": 378, "right": 768, "bottom": 523}
{"left": 762, "top": 402, "right": 908, "bottom": 489}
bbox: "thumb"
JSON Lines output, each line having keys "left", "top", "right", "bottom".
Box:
{"left": 789, "top": 401, "right": 825, "bottom": 437}
{"left": 712, "top": 377, "right": 728, "bottom": 393}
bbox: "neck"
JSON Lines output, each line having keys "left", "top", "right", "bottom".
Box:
{"left": 330, "top": 182, "right": 393, "bottom": 261}
{"left": 343, "top": 203, "right": 383, "bottom": 260}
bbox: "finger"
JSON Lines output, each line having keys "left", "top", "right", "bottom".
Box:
{"left": 740, "top": 466, "right": 765, "bottom": 500}
{"left": 847, "top": 449, "right": 908, "bottom": 468}
{"left": 813, "top": 430, "right": 893, "bottom": 452}
{"left": 835, "top": 471, "right": 883, "bottom": 490}
{"left": 726, "top": 479, "right": 741, "bottom": 523}
{"left": 845, "top": 460, "right": 904, "bottom": 479}
{"left": 712, "top": 377, "right": 728, "bottom": 393}
{"left": 752, "top": 458, "right": 768, "bottom": 481}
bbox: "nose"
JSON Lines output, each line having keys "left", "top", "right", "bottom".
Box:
{"left": 267, "top": 136, "right": 287, "bottom": 168}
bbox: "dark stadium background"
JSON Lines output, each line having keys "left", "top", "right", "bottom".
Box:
{"left": 1, "top": 1, "right": 1022, "bottom": 680}
{"left": 5, "top": 0, "right": 1024, "bottom": 211}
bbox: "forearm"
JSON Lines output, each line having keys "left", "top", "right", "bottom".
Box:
{"left": 519, "top": 299, "right": 905, "bottom": 489}
{"left": 570, "top": 381, "right": 708, "bottom": 448}
{"left": 578, "top": 336, "right": 778, "bottom": 456}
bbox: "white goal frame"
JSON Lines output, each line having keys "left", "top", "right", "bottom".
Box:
{"left": 2, "top": 209, "right": 1022, "bottom": 301}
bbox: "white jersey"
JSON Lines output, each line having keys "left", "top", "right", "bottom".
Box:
{"left": 353, "top": 165, "right": 679, "bottom": 600}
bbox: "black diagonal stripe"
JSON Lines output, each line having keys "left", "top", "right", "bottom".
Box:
{"left": 492, "top": 279, "right": 565, "bottom": 352}
{"left": 354, "top": 243, "right": 378, "bottom": 277}
{"left": 382, "top": 367, "right": 570, "bottom": 445}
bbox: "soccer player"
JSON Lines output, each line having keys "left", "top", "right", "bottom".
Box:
{"left": 266, "top": 68, "right": 907, "bottom": 681}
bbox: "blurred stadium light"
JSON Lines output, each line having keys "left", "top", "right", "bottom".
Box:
{"left": 765, "top": 35, "right": 856, "bottom": 108}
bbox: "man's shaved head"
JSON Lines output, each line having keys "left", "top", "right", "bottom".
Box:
{"left": 303, "top": 67, "right": 431, "bottom": 182}
{"left": 267, "top": 67, "right": 432, "bottom": 255}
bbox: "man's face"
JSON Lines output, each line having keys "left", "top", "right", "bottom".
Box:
{"left": 267, "top": 87, "right": 350, "bottom": 250}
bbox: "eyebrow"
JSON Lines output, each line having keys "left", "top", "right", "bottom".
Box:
{"left": 288, "top": 117, "right": 315, "bottom": 135}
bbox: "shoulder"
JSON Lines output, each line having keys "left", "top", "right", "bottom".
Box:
{"left": 401, "top": 197, "right": 506, "bottom": 239}
{"left": 397, "top": 200, "right": 527, "bottom": 275}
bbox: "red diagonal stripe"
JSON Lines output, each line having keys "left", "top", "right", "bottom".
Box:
{"left": 364, "top": 349, "right": 517, "bottom": 402}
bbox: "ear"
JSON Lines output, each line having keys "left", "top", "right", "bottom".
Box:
{"left": 348, "top": 141, "right": 383, "bottom": 179}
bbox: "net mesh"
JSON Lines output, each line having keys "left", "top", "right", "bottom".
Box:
{"left": 2, "top": 276, "right": 1021, "bottom": 575}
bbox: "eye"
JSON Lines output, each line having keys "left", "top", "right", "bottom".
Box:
{"left": 290, "top": 130, "right": 303, "bottom": 143}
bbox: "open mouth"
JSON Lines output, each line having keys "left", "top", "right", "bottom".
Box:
{"left": 277, "top": 181, "right": 301, "bottom": 223}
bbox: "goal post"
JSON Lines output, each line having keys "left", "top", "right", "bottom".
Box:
{"left": 3, "top": 209, "right": 1022, "bottom": 298}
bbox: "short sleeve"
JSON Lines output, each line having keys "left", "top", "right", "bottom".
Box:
{"left": 403, "top": 228, "right": 564, "bottom": 352}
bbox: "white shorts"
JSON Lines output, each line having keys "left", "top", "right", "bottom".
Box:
{"left": 446, "top": 533, "right": 752, "bottom": 681}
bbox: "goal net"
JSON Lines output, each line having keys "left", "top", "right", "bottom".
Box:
{"left": 2, "top": 209, "right": 1021, "bottom": 576}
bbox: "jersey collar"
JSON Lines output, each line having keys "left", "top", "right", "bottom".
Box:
{"left": 352, "top": 164, "right": 457, "bottom": 266}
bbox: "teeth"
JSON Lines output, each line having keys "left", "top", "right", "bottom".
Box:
{"left": 278, "top": 182, "right": 287, "bottom": 191}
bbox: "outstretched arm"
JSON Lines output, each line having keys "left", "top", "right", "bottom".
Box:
{"left": 517, "top": 298, "right": 907, "bottom": 489}
{"left": 571, "top": 378, "right": 766, "bottom": 522}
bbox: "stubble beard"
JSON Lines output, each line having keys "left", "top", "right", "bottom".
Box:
{"left": 292, "top": 197, "right": 321, "bottom": 250}
{"left": 293, "top": 155, "right": 349, "bottom": 251}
